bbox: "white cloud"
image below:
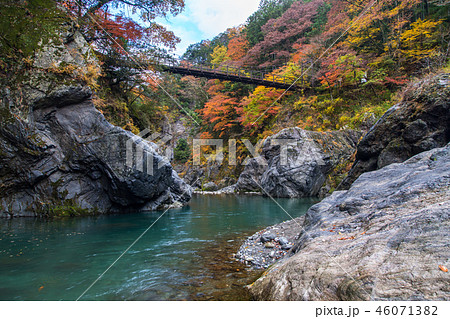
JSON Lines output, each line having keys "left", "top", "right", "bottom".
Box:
{"left": 188, "top": 0, "right": 260, "bottom": 36}
{"left": 157, "top": 0, "right": 261, "bottom": 56}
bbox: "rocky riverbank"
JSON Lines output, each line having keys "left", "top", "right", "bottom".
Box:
{"left": 236, "top": 73, "right": 450, "bottom": 301}
{"left": 247, "top": 143, "right": 450, "bottom": 300}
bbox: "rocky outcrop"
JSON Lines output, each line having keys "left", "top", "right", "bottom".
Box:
{"left": 249, "top": 144, "right": 450, "bottom": 301}
{"left": 236, "top": 128, "right": 361, "bottom": 197}
{"left": 0, "top": 30, "right": 191, "bottom": 217}
{"left": 339, "top": 73, "right": 449, "bottom": 189}
{"left": 177, "top": 162, "right": 237, "bottom": 191}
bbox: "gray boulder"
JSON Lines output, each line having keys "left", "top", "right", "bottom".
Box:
{"left": 236, "top": 128, "right": 361, "bottom": 197}
{"left": 260, "top": 232, "right": 277, "bottom": 243}
{"left": 0, "top": 86, "right": 192, "bottom": 216}
{"left": 249, "top": 143, "right": 450, "bottom": 300}
{"left": 339, "top": 73, "right": 450, "bottom": 189}
{"left": 202, "top": 182, "right": 218, "bottom": 191}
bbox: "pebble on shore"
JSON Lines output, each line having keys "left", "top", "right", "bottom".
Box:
{"left": 235, "top": 216, "right": 305, "bottom": 269}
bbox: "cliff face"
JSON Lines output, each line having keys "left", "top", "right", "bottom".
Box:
{"left": 249, "top": 143, "right": 450, "bottom": 300}
{"left": 0, "top": 31, "right": 191, "bottom": 217}
{"left": 339, "top": 73, "right": 450, "bottom": 190}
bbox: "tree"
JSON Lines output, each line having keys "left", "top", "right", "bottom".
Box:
{"left": 183, "top": 41, "right": 213, "bottom": 64}
{"left": 398, "top": 18, "right": 444, "bottom": 64}
{"left": 345, "top": 0, "right": 422, "bottom": 55}
{"left": 320, "top": 54, "right": 365, "bottom": 89}
{"left": 62, "top": 0, "right": 184, "bottom": 94}
{"left": 64, "top": 0, "right": 183, "bottom": 51}
{"left": 210, "top": 45, "right": 229, "bottom": 66}
{"left": 245, "top": 0, "right": 295, "bottom": 47}
{"left": 199, "top": 82, "right": 240, "bottom": 137}
{"left": 182, "top": 30, "right": 232, "bottom": 66}
{"left": 227, "top": 36, "right": 249, "bottom": 62}
{"left": 174, "top": 138, "right": 190, "bottom": 162}
{"left": 237, "top": 86, "right": 282, "bottom": 135}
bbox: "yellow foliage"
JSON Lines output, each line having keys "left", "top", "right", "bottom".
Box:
{"left": 211, "top": 45, "right": 229, "bottom": 65}
{"left": 48, "top": 61, "right": 102, "bottom": 90}
{"left": 398, "top": 18, "right": 443, "bottom": 61}
{"left": 79, "top": 63, "right": 102, "bottom": 91}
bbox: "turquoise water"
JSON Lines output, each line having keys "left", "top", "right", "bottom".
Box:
{"left": 0, "top": 194, "right": 317, "bottom": 301}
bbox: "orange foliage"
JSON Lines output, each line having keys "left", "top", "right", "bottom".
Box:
{"left": 227, "top": 36, "right": 248, "bottom": 61}
{"left": 199, "top": 132, "right": 213, "bottom": 139}
{"left": 439, "top": 265, "right": 448, "bottom": 272}
{"left": 237, "top": 86, "right": 282, "bottom": 134}
{"left": 199, "top": 83, "right": 240, "bottom": 137}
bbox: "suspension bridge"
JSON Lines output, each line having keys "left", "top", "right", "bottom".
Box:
{"left": 156, "top": 59, "right": 311, "bottom": 92}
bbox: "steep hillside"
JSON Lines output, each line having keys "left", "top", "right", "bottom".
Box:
{"left": 181, "top": 0, "right": 449, "bottom": 137}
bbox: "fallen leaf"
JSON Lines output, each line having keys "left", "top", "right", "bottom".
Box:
{"left": 338, "top": 236, "right": 355, "bottom": 241}
{"left": 439, "top": 265, "right": 448, "bottom": 272}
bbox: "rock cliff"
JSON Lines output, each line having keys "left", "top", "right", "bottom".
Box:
{"left": 0, "top": 30, "right": 191, "bottom": 217}
{"left": 339, "top": 73, "right": 449, "bottom": 189}
{"left": 0, "top": 85, "right": 192, "bottom": 217}
{"left": 249, "top": 143, "right": 450, "bottom": 300}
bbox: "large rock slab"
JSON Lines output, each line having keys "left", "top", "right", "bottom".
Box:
{"left": 249, "top": 143, "right": 450, "bottom": 300}
{"left": 339, "top": 73, "right": 450, "bottom": 189}
{"left": 236, "top": 128, "right": 361, "bottom": 197}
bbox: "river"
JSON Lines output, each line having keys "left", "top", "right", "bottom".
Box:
{"left": 0, "top": 194, "right": 317, "bottom": 300}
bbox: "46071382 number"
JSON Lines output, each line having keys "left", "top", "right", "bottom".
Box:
{"left": 375, "top": 306, "right": 438, "bottom": 316}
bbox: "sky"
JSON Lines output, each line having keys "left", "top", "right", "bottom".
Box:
{"left": 156, "top": 0, "right": 261, "bottom": 57}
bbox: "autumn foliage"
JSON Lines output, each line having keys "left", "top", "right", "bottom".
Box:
{"left": 183, "top": 0, "right": 449, "bottom": 138}
{"left": 200, "top": 82, "right": 240, "bottom": 137}
{"left": 49, "top": 0, "right": 449, "bottom": 141}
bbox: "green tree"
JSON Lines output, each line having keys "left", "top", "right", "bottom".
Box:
{"left": 245, "top": 0, "right": 295, "bottom": 47}
{"left": 174, "top": 138, "right": 191, "bottom": 162}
